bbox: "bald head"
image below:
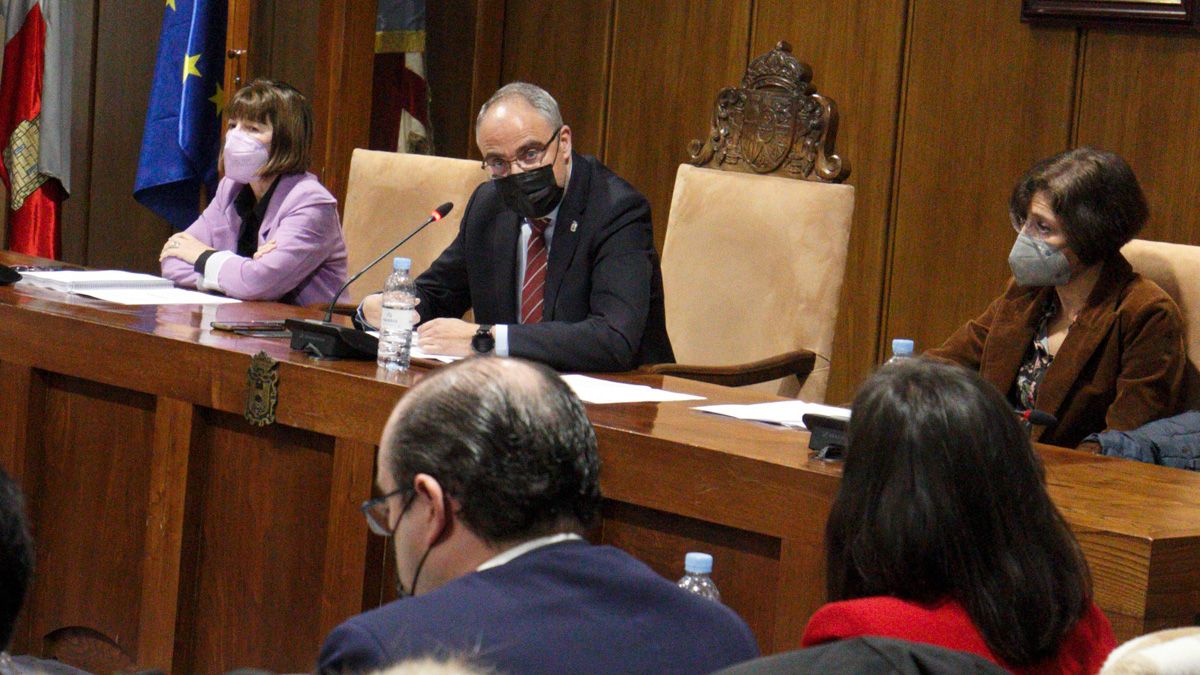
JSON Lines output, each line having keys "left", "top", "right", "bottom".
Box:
{"left": 381, "top": 358, "right": 600, "bottom": 544}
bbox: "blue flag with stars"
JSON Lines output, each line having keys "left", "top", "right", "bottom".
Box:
{"left": 134, "top": 0, "right": 228, "bottom": 229}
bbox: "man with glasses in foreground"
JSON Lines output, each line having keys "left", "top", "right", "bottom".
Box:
{"left": 316, "top": 357, "right": 757, "bottom": 674}
{"left": 359, "top": 82, "right": 673, "bottom": 372}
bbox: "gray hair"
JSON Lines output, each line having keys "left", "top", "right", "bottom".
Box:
{"left": 383, "top": 357, "right": 600, "bottom": 545}
{"left": 475, "top": 82, "right": 563, "bottom": 130}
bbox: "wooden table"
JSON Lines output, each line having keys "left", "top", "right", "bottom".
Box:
{"left": 2, "top": 251, "right": 1198, "bottom": 673}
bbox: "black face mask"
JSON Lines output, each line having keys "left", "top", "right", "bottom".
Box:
{"left": 493, "top": 162, "right": 564, "bottom": 219}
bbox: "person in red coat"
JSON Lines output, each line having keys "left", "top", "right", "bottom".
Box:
{"left": 803, "top": 359, "right": 1116, "bottom": 674}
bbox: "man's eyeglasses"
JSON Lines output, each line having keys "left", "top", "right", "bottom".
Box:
{"left": 481, "top": 126, "right": 563, "bottom": 177}
{"left": 361, "top": 488, "right": 417, "bottom": 537}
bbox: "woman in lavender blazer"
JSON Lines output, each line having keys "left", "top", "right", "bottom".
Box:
{"left": 159, "top": 80, "right": 347, "bottom": 306}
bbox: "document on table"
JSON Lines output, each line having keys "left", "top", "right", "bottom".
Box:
{"left": 693, "top": 400, "right": 850, "bottom": 429}
{"left": 77, "top": 287, "right": 242, "bottom": 305}
{"left": 560, "top": 374, "right": 705, "bottom": 404}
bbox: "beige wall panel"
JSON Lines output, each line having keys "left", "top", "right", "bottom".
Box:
{"left": 1076, "top": 30, "right": 1200, "bottom": 246}
{"left": 885, "top": 1, "right": 1076, "bottom": 355}
{"left": 500, "top": 0, "right": 614, "bottom": 157}
{"left": 605, "top": 0, "right": 753, "bottom": 252}
{"left": 753, "top": 0, "right": 907, "bottom": 403}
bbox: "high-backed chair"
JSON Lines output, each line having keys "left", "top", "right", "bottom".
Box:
{"left": 1121, "top": 238, "right": 1200, "bottom": 409}
{"left": 647, "top": 42, "right": 855, "bottom": 402}
{"left": 340, "top": 149, "right": 488, "bottom": 305}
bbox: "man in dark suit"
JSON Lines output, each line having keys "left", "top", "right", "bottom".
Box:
{"left": 361, "top": 82, "right": 673, "bottom": 372}
{"left": 316, "top": 357, "right": 758, "bottom": 674}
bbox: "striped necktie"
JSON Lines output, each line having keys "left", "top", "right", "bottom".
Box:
{"left": 520, "top": 217, "right": 551, "bottom": 323}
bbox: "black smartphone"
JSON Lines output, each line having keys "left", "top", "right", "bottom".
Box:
{"left": 210, "top": 320, "right": 287, "bottom": 332}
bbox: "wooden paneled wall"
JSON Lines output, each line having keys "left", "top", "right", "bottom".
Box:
{"left": 451, "top": 0, "right": 1200, "bottom": 402}
{"left": 37, "top": 1, "right": 1200, "bottom": 401}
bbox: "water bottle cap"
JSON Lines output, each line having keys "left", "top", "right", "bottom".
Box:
{"left": 393, "top": 257, "right": 412, "bottom": 272}
{"left": 891, "top": 338, "right": 914, "bottom": 356}
{"left": 684, "top": 552, "right": 713, "bottom": 574}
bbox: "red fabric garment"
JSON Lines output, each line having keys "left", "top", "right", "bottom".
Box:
{"left": 0, "top": 1, "right": 61, "bottom": 259}
{"left": 802, "top": 596, "right": 1116, "bottom": 674}
{"left": 6, "top": 180, "right": 61, "bottom": 258}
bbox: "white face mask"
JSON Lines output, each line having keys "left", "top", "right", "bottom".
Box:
{"left": 1008, "top": 232, "right": 1071, "bottom": 287}
{"left": 222, "top": 128, "right": 270, "bottom": 183}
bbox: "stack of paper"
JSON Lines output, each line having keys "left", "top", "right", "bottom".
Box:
{"left": 19, "top": 270, "right": 175, "bottom": 292}
{"left": 560, "top": 374, "right": 705, "bottom": 404}
{"left": 79, "top": 287, "right": 241, "bottom": 305}
{"left": 692, "top": 400, "right": 850, "bottom": 429}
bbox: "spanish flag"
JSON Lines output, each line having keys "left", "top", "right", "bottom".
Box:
{"left": 0, "top": 0, "right": 72, "bottom": 260}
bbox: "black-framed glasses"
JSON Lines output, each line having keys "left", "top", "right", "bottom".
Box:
{"left": 361, "top": 488, "right": 417, "bottom": 537}
{"left": 481, "top": 126, "right": 563, "bottom": 177}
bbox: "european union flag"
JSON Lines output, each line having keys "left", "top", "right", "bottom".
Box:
{"left": 134, "top": 0, "right": 228, "bottom": 230}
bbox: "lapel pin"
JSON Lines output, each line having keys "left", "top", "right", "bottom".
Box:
{"left": 570, "top": 220, "right": 578, "bottom": 233}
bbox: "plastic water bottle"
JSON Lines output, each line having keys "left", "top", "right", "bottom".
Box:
{"left": 885, "top": 338, "right": 914, "bottom": 365}
{"left": 377, "top": 257, "right": 416, "bottom": 372}
{"left": 677, "top": 552, "right": 721, "bottom": 603}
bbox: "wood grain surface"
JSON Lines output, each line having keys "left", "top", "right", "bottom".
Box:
{"left": 2, "top": 250, "right": 1199, "bottom": 671}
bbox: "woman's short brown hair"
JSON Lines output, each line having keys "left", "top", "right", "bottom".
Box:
{"left": 224, "top": 79, "right": 313, "bottom": 176}
{"left": 1009, "top": 146, "right": 1148, "bottom": 266}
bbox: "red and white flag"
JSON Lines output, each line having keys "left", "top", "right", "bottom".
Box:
{"left": 371, "top": 0, "right": 431, "bottom": 154}
{"left": 0, "top": 0, "right": 72, "bottom": 259}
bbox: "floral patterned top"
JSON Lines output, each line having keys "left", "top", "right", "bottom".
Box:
{"left": 1012, "top": 297, "right": 1057, "bottom": 414}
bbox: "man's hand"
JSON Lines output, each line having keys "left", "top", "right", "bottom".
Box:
{"left": 361, "top": 293, "right": 421, "bottom": 331}
{"left": 417, "top": 318, "right": 482, "bottom": 357}
{"left": 361, "top": 293, "right": 383, "bottom": 328}
{"left": 159, "top": 232, "right": 213, "bottom": 265}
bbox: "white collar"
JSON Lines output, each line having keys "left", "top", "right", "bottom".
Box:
{"left": 476, "top": 532, "right": 583, "bottom": 572}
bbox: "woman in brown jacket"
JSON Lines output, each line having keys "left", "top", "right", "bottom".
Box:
{"left": 926, "top": 147, "right": 1185, "bottom": 449}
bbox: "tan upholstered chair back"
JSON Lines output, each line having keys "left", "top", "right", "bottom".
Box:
{"left": 341, "top": 149, "right": 488, "bottom": 303}
{"left": 1122, "top": 238, "right": 1200, "bottom": 409}
{"left": 661, "top": 164, "right": 855, "bottom": 401}
{"left": 658, "top": 41, "right": 854, "bottom": 402}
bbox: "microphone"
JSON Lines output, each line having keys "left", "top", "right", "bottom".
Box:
{"left": 285, "top": 202, "right": 453, "bottom": 359}
{"left": 322, "top": 202, "right": 453, "bottom": 322}
{"left": 1016, "top": 409, "right": 1058, "bottom": 427}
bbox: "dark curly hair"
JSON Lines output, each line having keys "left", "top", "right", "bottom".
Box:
{"left": 1009, "top": 146, "right": 1147, "bottom": 266}
{"left": 382, "top": 358, "right": 600, "bottom": 545}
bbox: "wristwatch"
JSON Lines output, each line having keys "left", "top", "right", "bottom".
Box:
{"left": 471, "top": 324, "right": 495, "bottom": 355}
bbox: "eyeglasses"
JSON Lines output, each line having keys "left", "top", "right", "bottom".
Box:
{"left": 481, "top": 126, "right": 563, "bottom": 177}
{"left": 1012, "top": 213, "right": 1063, "bottom": 241}
{"left": 361, "top": 488, "right": 417, "bottom": 537}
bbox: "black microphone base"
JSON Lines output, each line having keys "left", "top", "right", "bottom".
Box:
{"left": 804, "top": 413, "right": 849, "bottom": 461}
{"left": 0, "top": 264, "right": 21, "bottom": 286}
{"left": 284, "top": 319, "right": 379, "bottom": 360}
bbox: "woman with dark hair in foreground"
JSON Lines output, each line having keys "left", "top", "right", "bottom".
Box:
{"left": 802, "top": 359, "right": 1116, "bottom": 673}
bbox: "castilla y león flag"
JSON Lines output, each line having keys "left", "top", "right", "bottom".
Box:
{"left": 0, "top": 0, "right": 72, "bottom": 259}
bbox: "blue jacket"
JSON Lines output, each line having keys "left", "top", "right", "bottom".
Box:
{"left": 1086, "top": 410, "right": 1200, "bottom": 471}
{"left": 318, "top": 541, "right": 759, "bottom": 674}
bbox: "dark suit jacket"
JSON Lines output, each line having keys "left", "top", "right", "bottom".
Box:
{"left": 317, "top": 541, "right": 759, "bottom": 675}
{"left": 414, "top": 153, "right": 674, "bottom": 372}
{"left": 927, "top": 254, "right": 1185, "bottom": 448}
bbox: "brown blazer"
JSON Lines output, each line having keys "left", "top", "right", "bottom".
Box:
{"left": 927, "top": 254, "right": 1185, "bottom": 448}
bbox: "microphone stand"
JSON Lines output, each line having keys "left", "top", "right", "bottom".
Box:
{"left": 285, "top": 203, "right": 453, "bottom": 359}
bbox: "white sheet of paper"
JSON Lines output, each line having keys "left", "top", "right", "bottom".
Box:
{"left": 560, "top": 374, "right": 705, "bottom": 404}
{"left": 692, "top": 400, "right": 850, "bottom": 429}
{"left": 78, "top": 288, "right": 243, "bottom": 305}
